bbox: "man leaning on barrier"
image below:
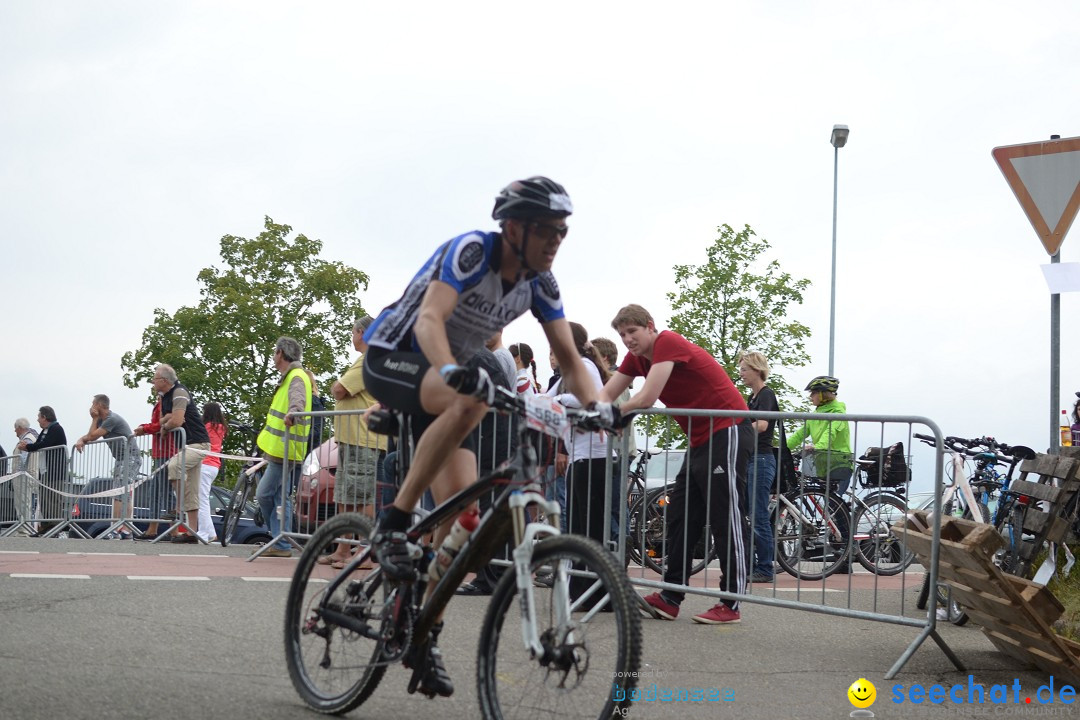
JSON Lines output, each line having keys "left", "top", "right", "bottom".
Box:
{"left": 11, "top": 417, "right": 40, "bottom": 536}
{"left": 153, "top": 364, "right": 212, "bottom": 542}
{"left": 74, "top": 394, "right": 141, "bottom": 539}
{"left": 17, "top": 406, "right": 68, "bottom": 536}
{"left": 255, "top": 336, "right": 313, "bottom": 558}
{"left": 600, "top": 304, "right": 752, "bottom": 626}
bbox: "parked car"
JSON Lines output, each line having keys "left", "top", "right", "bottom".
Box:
{"left": 643, "top": 448, "right": 686, "bottom": 491}
{"left": 70, "top": 477, "right": 272, "bottom": 544}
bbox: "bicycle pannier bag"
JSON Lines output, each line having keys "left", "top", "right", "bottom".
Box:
{"left": 858, "top": 442, "right": 909, "bottom": 487}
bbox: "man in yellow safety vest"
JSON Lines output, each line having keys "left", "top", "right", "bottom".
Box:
{"left": 256, "top": 336, "right": 313, "bottom": 558}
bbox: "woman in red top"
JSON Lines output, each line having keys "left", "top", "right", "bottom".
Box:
{"left": 198, "top": 402, "right": 227, "bottom": 543}
{"left": 133, "top": 399, "right": 175, "bottom": 539}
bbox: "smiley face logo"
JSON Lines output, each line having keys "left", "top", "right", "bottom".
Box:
{"left": 847, "top": 678, "right": 876, "bottom": 708}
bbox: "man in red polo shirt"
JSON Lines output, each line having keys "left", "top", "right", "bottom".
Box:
{"left": 601, "top": 304, "right": 751, "bottom": 625}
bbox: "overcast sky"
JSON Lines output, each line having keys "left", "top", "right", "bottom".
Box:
{"left": 3, "top": 1, "right": 1080, "bottom": 486}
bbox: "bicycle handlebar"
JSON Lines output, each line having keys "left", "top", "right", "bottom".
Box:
{"left": 367, "top": 375, "right": 636, "bottom": 436}
{"left": 914, "top": 432, "right": 1024, "bottom": 462}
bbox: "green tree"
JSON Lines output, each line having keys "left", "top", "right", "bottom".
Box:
{"left": 642, "top": 223, "right": 812, "bottom": 449}
{"left": 121, "top": 217, "right": 370, "bottom": 462}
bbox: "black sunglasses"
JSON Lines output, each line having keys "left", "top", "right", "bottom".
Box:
{"left": 530, "top": 221, "right": 569, "bottom": 240}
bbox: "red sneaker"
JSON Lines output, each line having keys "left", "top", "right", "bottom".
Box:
{"left": 642, "top": 592, "right": 679, "bottom": 620}
{"left": 692, "top": 604, "right": 741, "bottom": 625}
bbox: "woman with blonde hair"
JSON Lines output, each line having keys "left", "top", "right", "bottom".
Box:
{"left": 738, "top": 351, "right": 779, "bottom": 583}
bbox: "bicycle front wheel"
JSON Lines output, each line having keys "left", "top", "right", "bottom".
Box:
{"left": 476, "top": 534, "right": 642, "bottom": 720}
{"left": 221, "top": 476, "right": 254, "bottom": 547}
{"left": 852, "top": 493, "right": 915, "bottom": 576}
{"left": 284, "top": 512, "right": 386, "bottom": 715}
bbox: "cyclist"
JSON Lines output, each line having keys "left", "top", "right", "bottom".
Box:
{"left": 786, "top": 375, "right": 853, "bottom": 572}
{"left": 361, "top": 176, "right": 620, "bottom": 697}
{"left": 786, "top": 375, "right": 852, "bottom": 493}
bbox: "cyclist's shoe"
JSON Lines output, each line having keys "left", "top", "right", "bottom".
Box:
{"left": 417, "top": 641, "right": 454, "bottom": 698}
{"left": 372, "top": 531, "right": 420, "bottom": 581}
{"left": 413, "top": 622, "right": 454, "bottom": 698}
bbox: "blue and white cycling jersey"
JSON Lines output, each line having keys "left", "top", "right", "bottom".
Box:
{"left": 364, "top": 230, "right": 565, "bottom": 364}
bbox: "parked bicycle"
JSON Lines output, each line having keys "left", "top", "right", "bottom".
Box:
{"left": 219, "top": 421, "right": 267, "bottom": 547}
{"left": 913, "top": 433, "right": 1034, "bottom": 624}
{"left": 774, "top": 445, "right": 915, "bottom": 580}
{"left": 284, "top": 375, "right": 642, "bottom": 719}
{"left": 624, "top": 449, "right": 717, "bottom": 576}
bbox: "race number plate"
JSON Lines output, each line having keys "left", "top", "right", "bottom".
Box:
{"left": 522, "top": 393, "right": 571, "bottom": 444}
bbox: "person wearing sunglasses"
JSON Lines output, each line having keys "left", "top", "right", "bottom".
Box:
{"left": 360, "top": 176, "right": 621, "bottom": 698}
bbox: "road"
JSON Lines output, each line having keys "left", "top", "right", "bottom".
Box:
{"left": 0, "top": 536, "right": 1063, "bottom": 719}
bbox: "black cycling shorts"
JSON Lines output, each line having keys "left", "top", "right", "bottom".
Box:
{"left": 362, "top": 347, "right": 476, "bottom": 453}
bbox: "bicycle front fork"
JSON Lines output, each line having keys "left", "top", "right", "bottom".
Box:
{"left": 508, "top": 489, "right": 562, "bottom": 658}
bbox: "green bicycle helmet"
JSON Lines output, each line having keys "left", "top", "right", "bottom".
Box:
{"left": 805, "top": 375, "right": 839, "bottom": 393}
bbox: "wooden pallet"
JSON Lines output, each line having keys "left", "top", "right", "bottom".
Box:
{"left": 895, "top": 509, "right": 1080, "bottom": 684}
{"left": 1007, "top": 453, "right": 1080, "bottom": 566}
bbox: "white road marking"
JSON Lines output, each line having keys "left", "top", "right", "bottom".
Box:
{"left": 127, "top": 576, "right": 211, "bottom": 581}
{"left": 11, "top": 573, "right": 91, "bottom": 579}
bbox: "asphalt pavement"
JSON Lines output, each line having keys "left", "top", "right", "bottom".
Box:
{"left": 0, "top": 536, "right": 1066, "bottom": 719}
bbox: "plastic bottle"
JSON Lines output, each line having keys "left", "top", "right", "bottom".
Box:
{"left": 428, "top": 509, "right": 480, "bottom": 582}
{"left": 1061, "top": 410, "right": 1072, "bottom": 447}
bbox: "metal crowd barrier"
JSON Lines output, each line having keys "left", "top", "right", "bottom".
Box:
{"left": 250, "top": 406, "right": 513, "bottom": 560}
{"left": 0, "top": 429, "right": 198, "bottom": 542}
{"left": 251, "top": 409, "right": 374, "bottom": 559}
{"left": 62, "top": 435, "right": 140, "bottom": 538}
{"left": 111, "top": 428, "right": 194, "bottom": 542}
{"left": 223, "top": 400, "right": 961, "bottom": 678}
{"left": 618, "top": 407, "right": 959, "bottom": 680}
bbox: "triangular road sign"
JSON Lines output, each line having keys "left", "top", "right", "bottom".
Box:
{"left": 993, "top": 136, "right": 1080, "bottom": 255}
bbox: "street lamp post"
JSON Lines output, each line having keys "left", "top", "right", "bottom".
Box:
{"left": 829, "top": 124, "right": 850, "bottom": 377}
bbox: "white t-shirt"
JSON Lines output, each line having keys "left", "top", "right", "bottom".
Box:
{"left": 548, "top": 359, "right": 610, "bottom": 462}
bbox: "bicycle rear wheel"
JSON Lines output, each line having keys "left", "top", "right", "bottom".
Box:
{"left": 476, "top": 534, "right": 641, "bottom": 720}
{"left": 852, "top": 493, "right": 915, "bottom": 576}
{"left": 774, "top": 488, "right": 847, "bottom": 580}
{"left": 284, "top": 512, "right": 386, "bottom": 715}
{"left": 221, "top": 476, "right": 254, "bottom": 547}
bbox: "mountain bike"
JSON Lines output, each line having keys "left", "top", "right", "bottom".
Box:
{"left": 220, "top": 421, "right": 267, "bottom": 547}
{"left": 774, "top": 449, "right": 915, "bottom": 581}
{"left": 284, "top": 374, "right": 642, "bottom": 719}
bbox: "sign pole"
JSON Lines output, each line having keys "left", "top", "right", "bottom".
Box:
{"left": 1051, "top": 250, "right": 1060, "bottom": 453}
